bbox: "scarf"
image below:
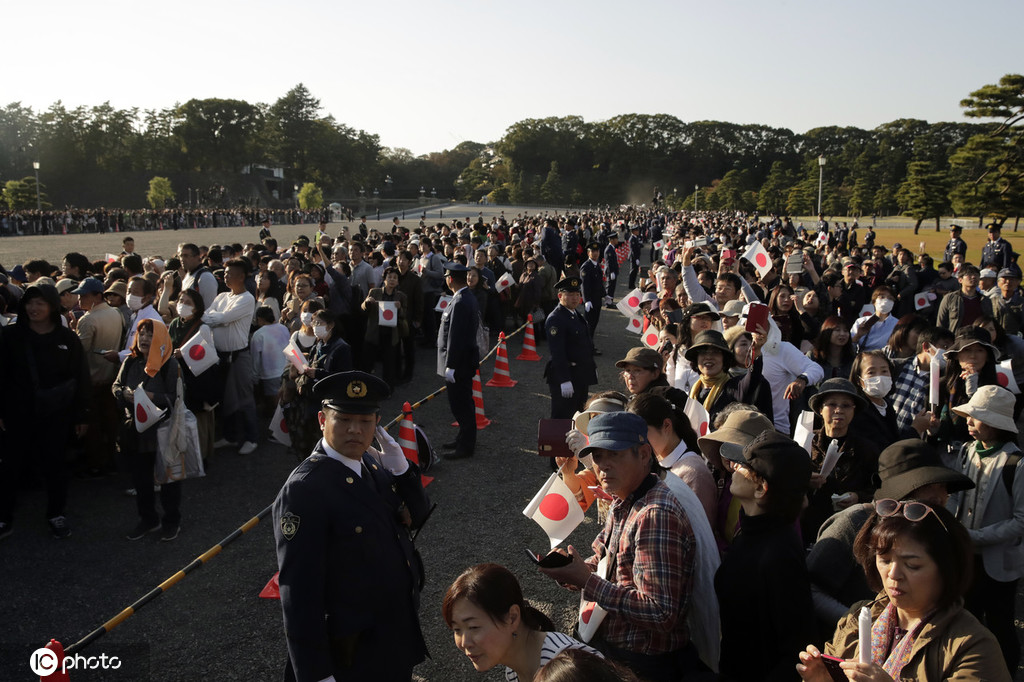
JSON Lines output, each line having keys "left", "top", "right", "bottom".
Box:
{"left": 690, "top": 372, "right": 730, "bottom": 412}
{"left": 131, "top": 318, "right": 174, "bottom": 377}
{"left": 870, "top": 601, "right": 927, "bottom": 678}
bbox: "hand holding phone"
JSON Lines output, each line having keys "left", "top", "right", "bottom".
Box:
{"left": 525, "top": 548, "right": 573, "bottom": 568}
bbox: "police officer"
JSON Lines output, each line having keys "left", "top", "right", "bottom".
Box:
{"left": 580, "top": 243, "right": 605, "bottom": 350}
{"left": 544, "top": 277, "right": 597, "bottom": 419}
{"left": 603, "top": 233, "right": 620, "bottom": 307}
{"left": 627, "top": 223, "right": 643, "bottom": 289}
{"left": 944, "top": 224, "right": 967, "bottom": 264}
{"left": 437, "top": 261, "right": 480, "bottom": 459}
{"left": 273, "top": 370, "right": 430, "bottom": 682}
{"left": 982, "top": 223, "right": 1015, "bottom": 271}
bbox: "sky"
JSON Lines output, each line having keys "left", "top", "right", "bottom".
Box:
{"left": 4, "top": 0, "right": 1021, "bottom": 156}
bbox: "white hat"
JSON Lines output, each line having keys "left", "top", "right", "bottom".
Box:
{"left": 952, "top": 385, "right": 1018, "bottom": 433}
{"left": 980, "top": 268, "right": 998, "bottom": 279}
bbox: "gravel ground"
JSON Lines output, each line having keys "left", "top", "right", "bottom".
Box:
{"left": 2, "top": 209, "right": 1022, "bottom": 681}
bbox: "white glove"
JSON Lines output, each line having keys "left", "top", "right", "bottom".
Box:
{"left": 585, "top": 301, "right": 593, "bottom": 312}
{"left": 374, "top": 426, "right": 409, "bottom": 475}
{"left": 609, "top": 272, "right": 616, "bottom": 281}
{"left": 560, "top": 381, "right": 574, "bottom": 398}
{"left": 445, "top": 367, "right": 456, "bottom": 383}
{"left": 565, "top": 428, "right": 588, "bottom": 456}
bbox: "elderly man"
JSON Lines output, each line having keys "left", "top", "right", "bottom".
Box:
{"left": 273, "top": 371, "right": 430, "bottom": 682}
{"left": 540, "top": 412, "right": 697, "bottom": 682}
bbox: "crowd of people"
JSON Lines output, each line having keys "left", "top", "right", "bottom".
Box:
{"left": 2, "top": 205, "right": 1023, "bottom": 681}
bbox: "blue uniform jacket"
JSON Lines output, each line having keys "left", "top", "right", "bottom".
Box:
{"left": 543, "top": 304, "right": 597, "bottom": 387}
{"left": 580, "top": 259, "right": 605, "bottom": 305}
{"left": 273, "top": 442, "right": 430, "bottom": 681}
{"left": 603, "top": 243, "right": 619, "bottom": 275}
{"left": 439, "top": 287, "right": 481, "bottom": 373}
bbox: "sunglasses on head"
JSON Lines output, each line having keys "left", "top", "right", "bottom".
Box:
{"left": 874, "top": 498, "right": 948, "bottom": 533}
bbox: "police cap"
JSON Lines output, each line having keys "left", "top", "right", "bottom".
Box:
{"left": 555, "top": 277, "right": 582, "bottom": 293}
{"left": 313, "top": 371, "right": 391, "bottom": 414}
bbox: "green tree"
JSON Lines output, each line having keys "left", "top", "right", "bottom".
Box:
{"left": 298, "top": 182, "right": 323, "bottom": 209}
{"left": 896, "top": 161, "right": 950, "bottom": 231}
{"left": 147, "top": 176, "right": 175, "bottom": 208}
{"left": 757, "top": 161, "right": 794, "bottom": 214}
{"left": 174, "top": 98, "right": 263, "bottom": 172}
{"left": 540, "top": 161, "right": 564, "bottom": 203}
{"left": 2, "top": 179, "right": 30, "bottom": 210}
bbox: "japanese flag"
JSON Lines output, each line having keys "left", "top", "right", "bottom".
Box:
{"left": 134, "top": 386, "right": 166, "bottom": 433}
{"left": 578, "top": 555, "right": 610, "bottom": 643}
{"left": 179, "top": 326, "right": 218, "bottom": 376}
{"left": 816, "top": 231, "right": 829, "bottom": 245}
{"left": 996, "top": 359, "right": 1020, "bottom": 394}
{"left": 379, "top": 301, "right": 398, "bottom": 328}
{"left": 625, "top": 315, "right": 643, "bottom": 335}
{"left": 642, "top": 328, "right": 661, "bottom": 350}
{"left": 742, "top": 241, "right": 772, "bottom": 278}
{"left": 269, "top": 402, "right": 290, "bottom": 446}
{"left": 522, "top": 472, "right": 585, "bottom": 550}
{"left": 860, "top": 304, "right": 875, "bottom": 318}
{"left": 435, "top": 296, "right": 452, "bottom": 313}
{"left": 793, "top": 410, "right": 816, "bottom": 456}
{"left": 282, "top": 340, "right": 308, "bottom": 372}
{"left": 616, "top": 288, "right": 643, "bottom": 317}
{"left": 913, "top": 292, "right": 930, "bottom": 311}
{"left": 495, "top": 272, "right": 515, "bottom": 293}
{"left": 654, "top": 239, "right": 665, "bottom": 250}
{"left": 684, "top": 398, "right": 710, "bottom": 437}
{"left": 105, "top": 253, "right": 119, "bottom": 264}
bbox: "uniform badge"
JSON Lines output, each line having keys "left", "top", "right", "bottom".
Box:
{"left": 346, "top": 380, "right": 367, "bottom": 398}
{"left": 280, "top": 513, "right": 300, "bottom": 540}
{"left": 550, "top": 326, "right": 558, "bottom": 335}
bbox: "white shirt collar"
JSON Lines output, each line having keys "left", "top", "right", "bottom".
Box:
{"left": 321, "top": 440, "right": 363, "bottom": 477}
{"left": 659, "top": 438, "right": 691, "bottom": 469}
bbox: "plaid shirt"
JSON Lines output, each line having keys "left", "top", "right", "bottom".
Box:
{"left": 891, "top": 356, "right": 930, "bottom": 432}
{"left": 583, "top": 475, "right": 695, "bottom": 655}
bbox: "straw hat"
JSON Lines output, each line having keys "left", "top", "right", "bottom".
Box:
{"left": 952, "top": 385, "right": 1018, "bottom": 433}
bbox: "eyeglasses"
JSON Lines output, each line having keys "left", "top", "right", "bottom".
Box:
{"left": 620, "top": 367, "right": 650, "bottom": 377}
{"left": 875, "top": 498, "right": 948, "bottom": 533}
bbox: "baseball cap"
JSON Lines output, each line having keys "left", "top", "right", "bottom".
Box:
{"left": 579, "top": 412, "right": 648, "bottom": 457}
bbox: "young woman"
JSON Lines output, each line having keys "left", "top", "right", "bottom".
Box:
{"left": 882, "top": 314, "right": 929, "bottom": 363}
{"left": 797, "top": 501, "right": 1010, "bottom": 681}
{"left": 443, "top": 563, "right": 599, "bottom": 682}
{"left": 769, "top": 283, "right": 804, "bottom": 349}
{"left": 167, "top": 288, "right": 220, "bottom": 465}
{"left": 255, "top": 270, "right": 282, "bottom": 324}
{"left": 362, "top": 266, "right": 408, "bottom": 388}
{"left": 849, "top": 350, "right": 929, "bottom": 453}
{"left": 850, "top": 285, "right": 898, "bottom": 352}
{"left": 807, "top": 316, "right": 856, "bottom": 382}
{"left": 945, "top": 385, "right": 1023, "bottom": 674}
{"left": 937, "top": 326, "right": 1000, "bottom": 445}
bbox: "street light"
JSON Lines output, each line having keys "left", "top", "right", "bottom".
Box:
{"left": 32, "top": 161, "right": 41, "bottom": 210}
{"left": 294, "top": 183, "right": 299, "bottom": 209}
{"left": 694, "top": 184, "right": 698, "bottom": 212}
{"left": 419, "top": 186, "right": 425, "bottom": 199}
{"left": 431, "top": 187, "right": 437, "bottom": 200}
{"left": 817, "top": 155, "right": 826, "bottom": 216}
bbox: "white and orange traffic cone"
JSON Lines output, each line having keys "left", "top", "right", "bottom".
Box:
{"left": 399, "top": 402, "right": 433, "bottom": 486}
{"left": 38, "top": 639, "right": 70, "bottom": 681}
{"left": 486, "top": 332, "right": 518, "bottom": 387}
{"left": 517, "top": 314, "right": 542, "bottom": 361}
{"left": 454, "top": 371, "right": 491, "bottom": 429}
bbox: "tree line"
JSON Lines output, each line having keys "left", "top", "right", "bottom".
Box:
{"left": 1, "top": 75, "right": 1020, "bottom": 228}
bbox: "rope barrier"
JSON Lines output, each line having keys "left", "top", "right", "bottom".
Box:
{"left": 63, "top": 505, "right": 272, "bottom": 655}
{"left": 382, "top": 319, "right": 531, "bottom": 430}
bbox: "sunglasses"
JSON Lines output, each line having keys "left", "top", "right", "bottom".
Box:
{"left": 874, "top": 498, "right": 948, "bottom": 533}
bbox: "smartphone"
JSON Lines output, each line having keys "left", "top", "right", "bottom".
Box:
{"left": 745, "top": 302, "right": 769, "bottom": 333}
{"left": 525, "top": 548, "right": 572, "bottom": 568}
{"left": 786, "top": 253, "right": 804, "bottom": 275}
{"left": 820, "top": 655, "right": 847, "bottom": 682}
{"left": 721, "top": 249, "right": 737, "bottom": 261}
{"left": 693, "top": 237, "right": 708, "bottom": 247}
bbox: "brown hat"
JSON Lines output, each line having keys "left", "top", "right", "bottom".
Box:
{"left": 698, "top": 409, "right": 775, "bottom": 472}
{"left": 615, "top": 347, "right": 662, "bottom": 372}
{"left": 104, "top": 281, "right": 128, "bottom": 299}
{"left": 874, "top": 439, "right": 975, "bottom": 501}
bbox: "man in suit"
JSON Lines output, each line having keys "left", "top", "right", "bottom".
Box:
{"left": 579, "top": 242, "right": 605, "bottom": 353}
{"left": 544, "top": 277, "right": 597, "bottom": 419}
{"left": 437, "top": 261, "right": 480, "bottom": 459}
{"left": 273, "top": 371, "right": 430, "bottom": 682}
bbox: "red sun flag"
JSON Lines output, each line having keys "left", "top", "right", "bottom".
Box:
{"left": 539, "top": 493, "right": 569, "bottom": 521}
{"left": 440, "top": 300, "right": 447, "bottom": 308}
{"left": 581, "top": 601, "right": 595, "bottom": 624}
{"left": 383, "top": 309, "right": 394, "bottom": 320}
{"left": 742, "top": 241, "right": 773, "bottom": 278}
{"left": 269, "top": 402, "right": 291, "bottom": 445}
{"left": 189, "top": 345, "right": 205, "bottom": 360}
{"left": 136, "top": 404, "right": 148, "bottom": 422}
{"left": 755, "top": 253, "right": 768, "bottom": 268}
{"left": 133, "top": 389, "right": 165, "bottom": 432}
{"left": 626, "top": 316, "right": 642, "bottom": 334}
{"left": 628, "top": 296, "right": 640, "bottom": 307}
{"left": 642, "top": 330, "right": 660, "bottom": 349}
{"left": 280, "top": 419, "right": 289, "bottom": 433}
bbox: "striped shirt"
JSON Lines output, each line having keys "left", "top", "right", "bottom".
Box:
{"left": 503, "top": 631, "right": 600, "bottom": 681}
{"left": 583, "top": 476, "right": 695, "bottom": 656}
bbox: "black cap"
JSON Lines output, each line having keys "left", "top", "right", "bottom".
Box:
{"left": 312, "top": 371, "right": 391, "bottom": 414}
{"left": 555, "top": 277, "right": 582, "bottom": 293}
{"left": 998, "top": 265, "right": 1022, "bottom": 279}
{"left": 723, "top": 430, "right": 811, "bottom": 491}
{"left": 684, "top": 330, "right": 733, "bottom": 363}
{"left": 443, "top": 261, "right": 470, "bottom": 272}
{"left": 587, "top": 242, "right": 602, "bottom": 251}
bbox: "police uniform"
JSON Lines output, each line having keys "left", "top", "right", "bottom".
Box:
{"left": 627, "top": 227, "right": 643, "bottom": 289}
{"left": 273, "top": 372, "right": 430, "bottom": 682}
{"left": 603, "top": 238, "right": 620, "bottom": 303}
{"left": 579, "top": 245, "right": 605, "bottom": 339}
{"left": 437, "top": 262, "right": 480, "bottom": 459}
{"left": 982, "top": 231, "right": 1014, "bottom": 271}
{"left": 544, "top": 277, "right": 597, "bottom": 419}
{"left": 944, "top": 229, "right": 967, "bottom": 264}
{"left": 258, "top": 222, "right": 272, "bottom": 241}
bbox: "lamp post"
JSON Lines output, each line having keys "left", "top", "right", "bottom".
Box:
{"left": 431, "top": 187, "right": 437, "bottom": 200}
{"left": 294, "top": 183, "right": 299, "bottom": 209}
{"left": 817, "top": 155, "right": 826, "bottom": 216}
{"left": 32, "top": 161, "right": 41, "bottom": 211}
{"left": 693, "top": 184, "right": 698, "bottom": 212}
{"left": 419, "top": 186, "right": 425, "bottom": 199}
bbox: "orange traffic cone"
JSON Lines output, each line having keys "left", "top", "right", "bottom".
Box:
{"left": 61, "top": 224, "right": 67, "bottom": 235}
{"left": 486, "top": 332, "right": 518, "bottom": 387}
{"left": 259, "top": 572, "right": 280, "bottom": 599}
{"left": 516, "top": 314, "right": 542, "bottom": 361}
{"left": 37, "top": 639, "right": 70, "bottom": 681}
{"left": 454, "top": 371, "right": 491, "bottom": 429}
{"left": 399, "top": 402, "right": 433, "bottom": 486}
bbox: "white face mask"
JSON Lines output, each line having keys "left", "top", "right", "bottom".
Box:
{"left": 300, "top": 312, "right": 313, "bottom": 327}
{"left": 863, "top": 375, "right": 892, "bottom": 398}
{"left": 874, "top": 298, "right": 894, "bottom": 315}
{"left": 312, "top": 324, "right": 329, "bottom": 340}
{"left": 128, "top": 294, "right": 145, "bottom": 311}
{"left": 176, "top": 302, "right": 194, "bottom": 319}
